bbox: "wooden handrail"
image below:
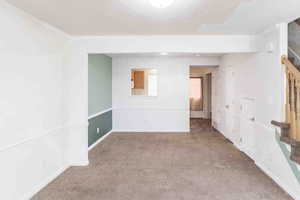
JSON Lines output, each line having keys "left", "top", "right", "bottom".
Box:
{"left": 282, "top": 55, "right": 300, "bottom": 142}
{"left": 282, "top": 56, "right": 300, "bottom": 79}
{"left": 271, "top": 120, "right": 290, "bottom": 129}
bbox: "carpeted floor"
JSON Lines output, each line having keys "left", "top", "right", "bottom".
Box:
{"left": 32, "top": 119, "right": 292, "bottom": 200}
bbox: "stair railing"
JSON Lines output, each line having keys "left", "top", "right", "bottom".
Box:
{"left": 282, "top": 56, "right": 300, "bottom": 142}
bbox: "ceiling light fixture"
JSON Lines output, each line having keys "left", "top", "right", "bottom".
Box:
{"left": 160, "top": 52, "right": 168, "bottom": 55}
{"left": 149, "top": 0, "right": 174, "bottom": 8}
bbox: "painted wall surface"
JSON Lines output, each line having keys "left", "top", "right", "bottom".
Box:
{"left": 0, "top": 1, "right": 72, "bottom": 199}
{"left": 88, "top": 54, "right": 112, "bottom": 116}
{"left": 2, "top": 0, "right": 295, "bottom": 199}
{"left": 212, "top": 24, "right": 300, "bottom": 199}
{"left": 66, "top": 33, "right": 259, "bottom": 168}
{"left": 1, "top": 1, "right": 298, "bottom": 199}
{"left": 288, "top": 20, "right": 300, "bottom": 68}
{"left": 88, "top": 54, "right": 112, "bottom": 147}
{"left": 289, "top": 21, "right": 300, "bottom": 56}
{"left": 88, "top": 111, "right": 112, "bottom": 146}
{"left": 112, "top": 56, "right": 219, "bottom": 132}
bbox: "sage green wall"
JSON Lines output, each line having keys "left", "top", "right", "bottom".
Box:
{"left": 88, "top": 54, "right": 112, "bottom": 147}
{"left": 88, "top": 54, "right": 112, "bottom": 116}
{"left": 88, "top": 111, "right": 112, "bottom": 146}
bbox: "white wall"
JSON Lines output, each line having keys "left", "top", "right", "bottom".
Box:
{"left": 67, "top": 32, "right": 259, "bottom": 166}
{"left": 1, "top": 0, "right": 298, "bottom": 199}
{"left": 0, "top": 5, "right": 259, "bottom": 198}
{"left": 0, "top": 1, "right": 74, "bottom": 199}
{"left": 212, "top": 24, "right": 300, "bottom": 199}
{"left": 112, "top": 56, "right": 219, "bottom": 132}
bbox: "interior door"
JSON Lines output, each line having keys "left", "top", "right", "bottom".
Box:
{"left": 224, "top": 67, "right": 235, "bottom": 142}
{"left": 240, "top": 97, "right": 256, "bottom": 159}
{"left": 217, "top": 68, "right": 227, "bottom": 134}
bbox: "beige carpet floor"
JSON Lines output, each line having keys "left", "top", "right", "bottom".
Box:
{"left": 32, "top": 119, "right": 292, "bottom": 200}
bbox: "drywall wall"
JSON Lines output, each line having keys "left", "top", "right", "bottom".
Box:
{"left": 112, "top": 56, "right": 219, "bottom": 132}
{"left": 88, "top": 110, "right": 112, "bottom": 146}
{"left": 88, "top": 54, "right": 112, "bottom": 147}
{"left": 212, "top": 24, "right": 300, "bottom": 199}
{"left": 0, "top": 1, "right": 72, "bottom": 199}
{"left": 67, "top": 33, "right": 259, "bottom": 165}
{"left": 0, "top": 1, "right": 273, "bottom": 199}
{"left": 88, "top": 54, "right": 112, "bottom": 116}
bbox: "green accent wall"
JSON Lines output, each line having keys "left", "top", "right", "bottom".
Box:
{"left": 88, "top": 54, "right": 112, "bottom": 116}
{"left": 88, "top": 54, "right": 112, "bottom": 147}
{"left": 88, "top": 111, "right": 112, "bottom": 147}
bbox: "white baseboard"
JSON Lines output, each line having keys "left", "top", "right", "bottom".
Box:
{"left": 213, "top": 126, "right": 299, "bottom": 200}
{"left": 88, "top": 108, "right": 112, "bottom": 120}
{"left": 255, "top": 161, "right": 300, "bottom": 200}
{"left": 70, "top": 160, "right": 90, "bottom": 166}
{"left": 88, "top": 130, "right": 113, "bottom": 151}
{"left": 112, "top": 130, "right": 190, "bottom": 133}
{"left": 21, "top": 165, "right": 69, "bottom": 200}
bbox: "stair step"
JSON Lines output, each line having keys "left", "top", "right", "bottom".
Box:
{"left": 289, "top": 57, "right": 295, "bottom": 63}
{"left": 296, "top": 18, "right": 300, "bottom": 26}
{"left": 271, "top": 120, "right": 300, "bottom": 165}
{"left": 280, "top": 136, "right": 293, "bottom": 144}
{"left": 290, "top": 142, "right": 300, "bottom": 165}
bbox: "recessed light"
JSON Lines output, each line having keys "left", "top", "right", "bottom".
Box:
{"left": 160, "top": 52, "right": 168, "bottom": 56}
{"left": 149, "top": 0, "right": 174, "bottom": 8}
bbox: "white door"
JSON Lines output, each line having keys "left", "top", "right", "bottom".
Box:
{"left": 224, "top": 67, "right": 235, "bottom": 142}
{"left": 240, "top": 98, "right": 256, "bottom": 159}
{"left": 218, "top": 68, "right": 227, "bottom": 135}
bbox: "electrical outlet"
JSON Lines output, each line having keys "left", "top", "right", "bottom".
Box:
{"left": 97, "top": 128, "right": 100, "bottom": 134}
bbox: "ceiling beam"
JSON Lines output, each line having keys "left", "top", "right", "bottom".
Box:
{"left": 73, "top": 35, "right": 259, "bottom": 54}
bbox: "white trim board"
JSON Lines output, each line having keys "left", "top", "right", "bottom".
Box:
{"left": 0, "top": 125, "right": 66, "bottom": 153}
{"left": 112, "top": 130, "right": 190, "bottom": 133}
{"left": 21, "top": 165, "right": 69, "bottom": 200}
{"left": 88, "top": 130, "right": 113, "bottom": 151}
{"left": 214, "top": 126, "right": 300, "bottom": 200}
{"left": 88, "top": 108, "right": 112, "bottom": 120}
{"left": 255, "top": 161, "right": 300, "bottom": 200}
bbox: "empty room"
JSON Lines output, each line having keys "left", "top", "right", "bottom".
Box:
{"left": 1, "top": 0, "right": 300, "bottom": 199}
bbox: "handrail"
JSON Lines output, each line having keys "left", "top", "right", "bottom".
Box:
{"left": 282, "top": 56, "right": 300, "bottom": 79}
{"left": 271, "top": 120, "right": 290, "bottom": 129}
{"left": 282, "top": 55, "right": 300, "bottom": 142}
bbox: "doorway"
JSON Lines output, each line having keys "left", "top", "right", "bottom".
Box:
{"left": 189, "top": 66, "right": 215, "bottom": 131}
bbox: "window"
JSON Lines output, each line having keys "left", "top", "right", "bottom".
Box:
{"left": 131, "top": 69, "right": 158, "bottom": 96}
{"left": 190, "top": 77, "right": 203, "bottom": 111}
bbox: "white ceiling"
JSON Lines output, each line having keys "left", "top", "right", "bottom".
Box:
{"left": 5, "top": 0, "right": 300, "bottom": 36}
{"left": 6, "top": 0, "right": 242, "bottom": 35}
{"left": 201, "top": 0, "right": 300, "bottom": 34}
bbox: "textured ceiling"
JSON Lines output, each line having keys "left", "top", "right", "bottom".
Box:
{"left": 6, "top": 0, "right": 242, "bottom": 35}
{"left": 6, "top": 0, "right": 300, "bottom": 36}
